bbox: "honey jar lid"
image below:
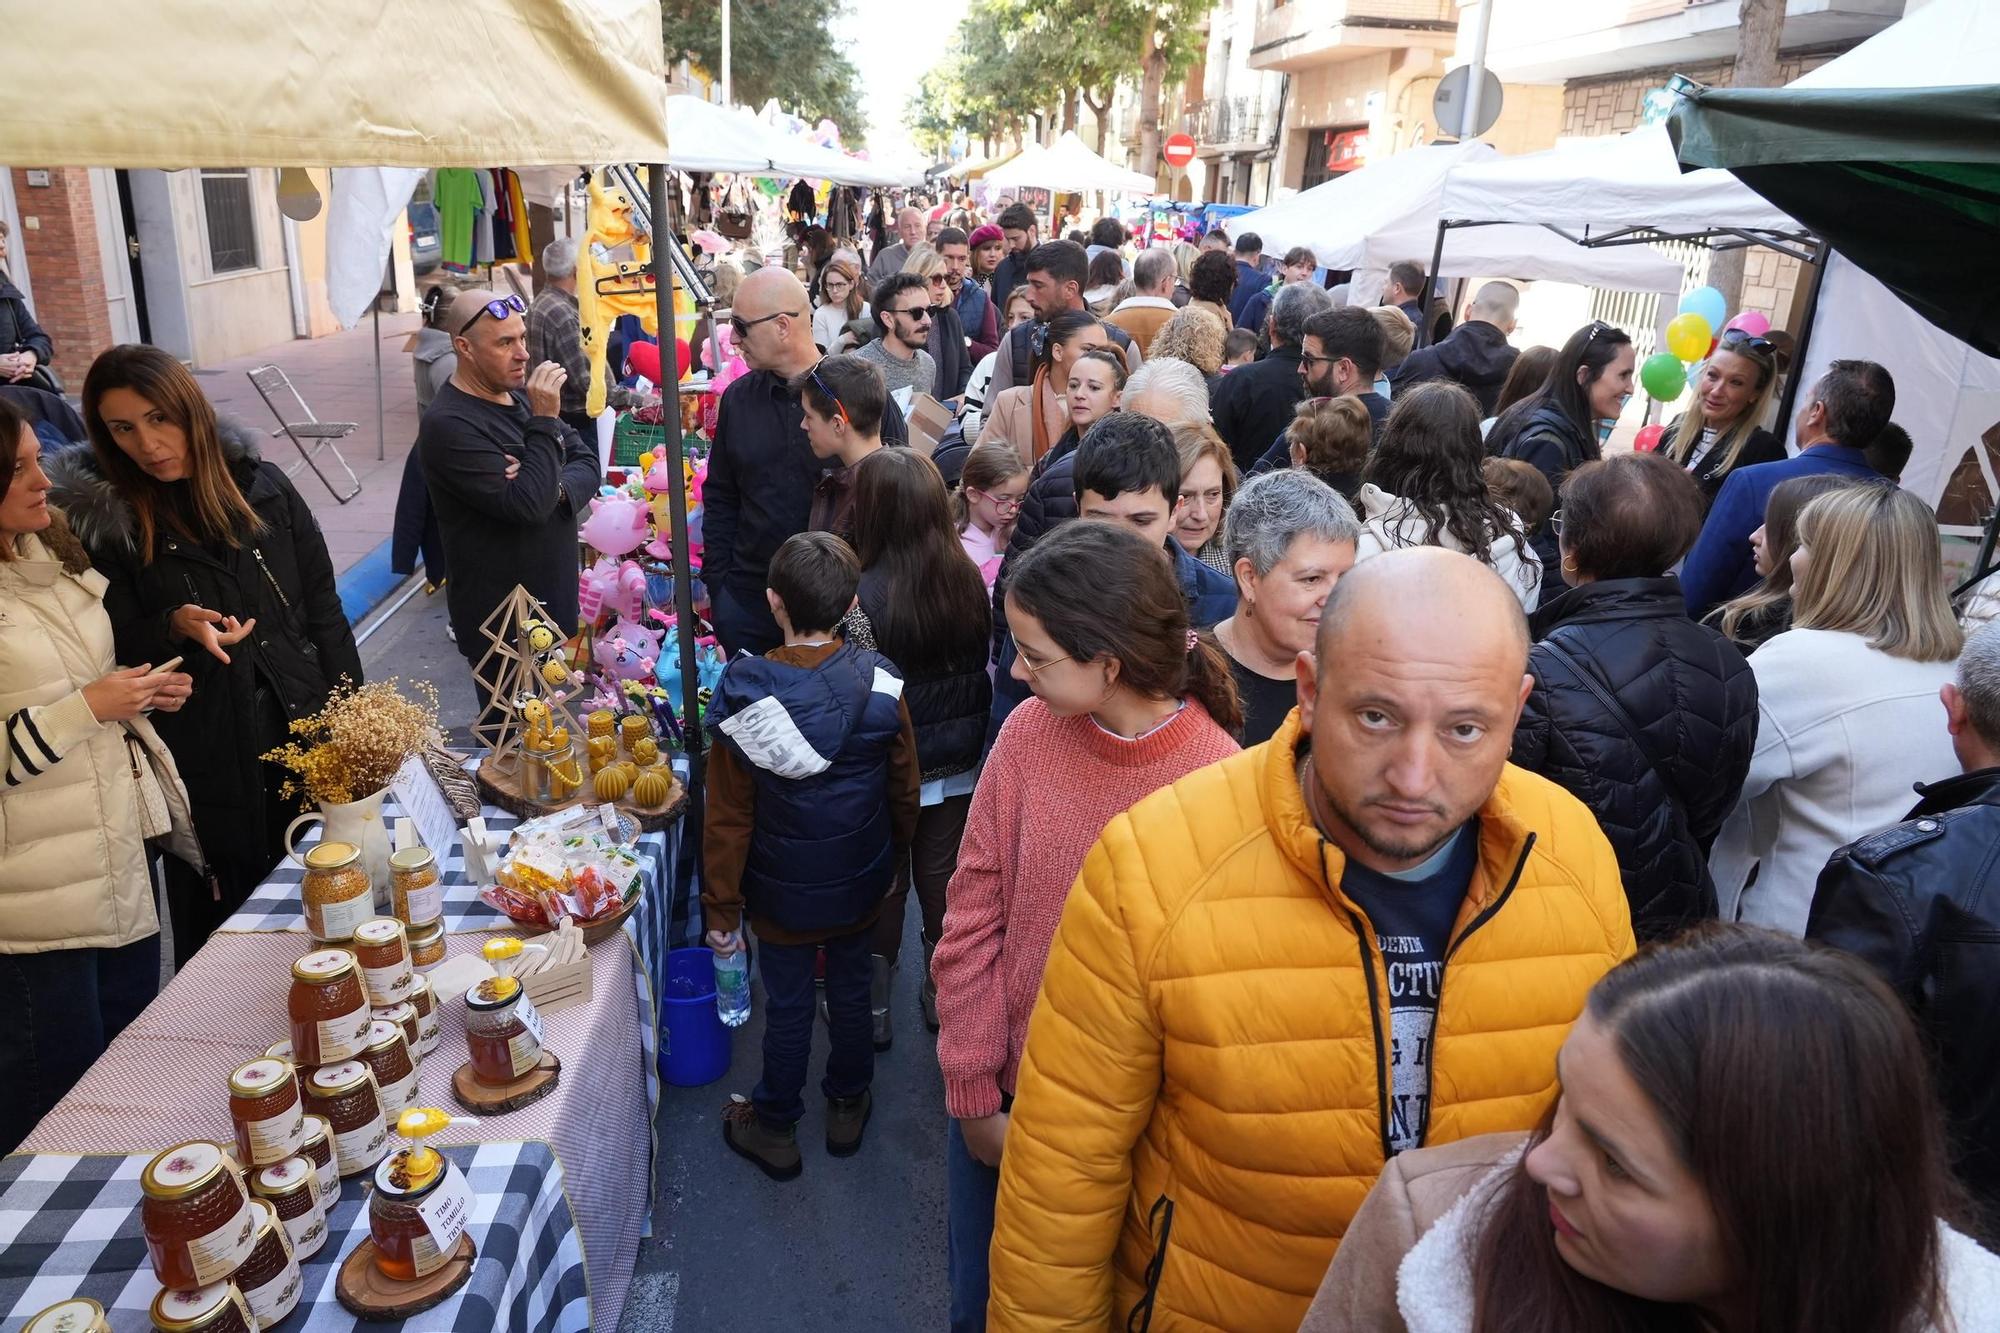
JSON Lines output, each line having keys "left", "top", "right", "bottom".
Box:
{"left": 466, "top": 974, "right": 523, "bottom": 1010}
{"left": 307, "top": 1060, "right": 374, "bottom": 1097}
{"left": 24, "top": 1297, "right": 107, "bottom": 1333}
{"left": 406, "top": 919, "right": 446, "bottom": 945}
{"left": 290, "top": 948, "right": 357, "bottom": 984}
{"left": 374, "top": 1000, "right": 416, "bottom": 1023}
{"left": 363, "top": 1018, "right": 407, "bottom": 1053}
{"left": 264, "top": 1039, "right": 294, "bottom": 1062}
{"left": 389, "top": 846, "right": 437, "bottom": 871}
{"left": 248, "top": 1196, "right": 284, "bottom": 1241}
{"left": 227, "top": 1057, "right": 294, "bottom": 1100}
{"left": 353, "top": 917, "right": 406, "bottom": 946}
{"left": 148, "top": 1282, "right": 249, "bottom": 1333}
{"left": 252, "top": 1156, "right": 315, "bottom": 1199}
{"left": 302, "top": 840, "right": 361, "bottom": 871}
{"left": 300, "top": 1114, "right": 331, "bottom": 1144}
{"left": 141, "top": 1140, "right": 230, "bottom": 1201}
{"left": 409, "top": 974, "right": 434, "bottom": 1007}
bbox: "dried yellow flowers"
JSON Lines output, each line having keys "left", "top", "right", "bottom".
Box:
{"left": 263, "top": 680, "right": 441, "bottom": 806}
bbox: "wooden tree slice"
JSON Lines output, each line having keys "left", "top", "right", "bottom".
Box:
{"left": 336, "top": 1233, "right": 477, "bottom": 1321}
{"left": 451, "top": 1050, "right": 562, "bottom": 1113}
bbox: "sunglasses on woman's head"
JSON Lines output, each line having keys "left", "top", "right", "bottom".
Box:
{"left": 1719, "top": 328, "right": 1777, "bottom": 357}
{"left": 458, "top": 293, "right": 526, "bottom": 334}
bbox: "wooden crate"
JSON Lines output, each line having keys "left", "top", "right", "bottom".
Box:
{"left": 521, "top": 953, "right": 593, "bottom": 1016}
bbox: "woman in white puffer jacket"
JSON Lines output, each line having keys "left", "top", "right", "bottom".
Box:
{"left": 0, "top": 397, "right": 202, "bottom": 1151}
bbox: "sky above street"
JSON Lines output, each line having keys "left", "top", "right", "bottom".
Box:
{"left": 837, "top": 0, "right": 970, "bottom": 150}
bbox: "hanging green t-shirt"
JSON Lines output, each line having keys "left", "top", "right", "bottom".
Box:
{"left": 435, "top": 168, "right": 484, "bottom": 270}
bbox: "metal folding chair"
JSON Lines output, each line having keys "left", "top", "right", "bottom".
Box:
{"left": 246, "top": 364, "right": 362, "bottom": 503}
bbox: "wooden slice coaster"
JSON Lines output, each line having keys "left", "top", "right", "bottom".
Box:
{"left": 336, "top": 1233, "right": 477, "bottom": 1321}
{"left": 451, "top": 1050, "right": 562, "bottom": 1114}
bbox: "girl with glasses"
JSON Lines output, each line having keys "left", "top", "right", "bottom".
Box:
{"left": 951, "top": 442, "right": 1029, "bottom": 595}
{"left": 1663, "top": 329, "right": 1787, "bottom": 504}
{"left": 812, "top": 258, "right": 868, "bottom": 354}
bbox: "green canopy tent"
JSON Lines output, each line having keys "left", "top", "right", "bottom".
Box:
{"left": 1667, "top": 79, "right": 2000, "bottom": 358}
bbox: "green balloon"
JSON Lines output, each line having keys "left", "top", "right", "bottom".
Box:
{"left": 1641, "top": 352, "right": 1687, "bottom": 402}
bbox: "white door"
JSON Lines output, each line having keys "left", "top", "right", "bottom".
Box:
{"left": 88, "top": 168, "right": 141, "bottom": 345}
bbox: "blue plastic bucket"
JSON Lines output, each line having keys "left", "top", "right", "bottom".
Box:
{"left": 660, "top": 946, "right": 732, "bottom": 1087}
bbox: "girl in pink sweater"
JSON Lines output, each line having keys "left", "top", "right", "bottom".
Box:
{"left": 933, "top": 520, "right": 1241, "bottom": 1327}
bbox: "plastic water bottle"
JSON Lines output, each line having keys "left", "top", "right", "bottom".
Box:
{"left": 714, "top": 937, "right": 752, "bottom": 1028}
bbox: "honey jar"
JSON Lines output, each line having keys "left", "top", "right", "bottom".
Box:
{"left": 463, "top": 974, "right": 545, "bottom": 1084}
{"left": 299, "top": 1115, "right": 338, "bottom": 1202}
{"left": 147, "top": 1282, "right": 255, "bottom": 1333}
{"left": 352, "top": 917, "right": 415, "bottom": 1006}
{"left": 251, "top": 1155, "right": 327, "bottom": 1260}
{"left": 360, "top": 1018, "right": 419, "bottom": 1118}
{"left": 287, "top": 948, "right": 370, "bottom": 1065}
{"left": 234, "top": 1199, "right": 302, "bottom": 1328}
{"left": 23, "top": 1298, "right": 110, "bottom": 1333}
{"left": 139, "top": 1140, "right": 257, "bottom": 1290}
{"left": 409, "top": 975, "right": 442, "bottom": 1058}
{"left": 407, "top": 919, "right": 446, "bottom": 972}
{"left": 226, "top": 1056, "right": 304, "bottom": 1167}
{"left": 375, "top": 1000, "right": 422, "bottom": 1061}
{"left": 368, "top": 1141, "right": 473, "bottom": 1281}
{"left": 301, "top": 841, "right": 373, "bottom": 943}
{"left": 302, "top": 1061, "right": 388, "bottom": 1177}
{"left": 263, "top": 1038, "right": 295, "bottom": 1064}
{"left": 390, "top": 846, "right": 443, "bottom": 927}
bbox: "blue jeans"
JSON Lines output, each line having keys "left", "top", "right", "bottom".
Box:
{"left": 751, "top": 928, "right": 873, "bottom": 1126}
{"left": 0, "top": 933, "right": 160, "bottom": 1152}
{"left": 947, "top": 1117, "right": 1002, "bottom": 1332}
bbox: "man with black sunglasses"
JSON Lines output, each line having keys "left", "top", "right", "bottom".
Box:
{"left": 856, "top": 274, "right": 938, "bottom": 401}
{"left": 417, "top": 288, "right": 602, "bottom": 724}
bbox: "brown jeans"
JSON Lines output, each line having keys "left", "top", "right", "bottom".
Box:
{"left": 870, "top": 794, "right": 973, "bottom": 963}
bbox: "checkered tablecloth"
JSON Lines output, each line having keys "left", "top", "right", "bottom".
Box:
{"left": 0, "top": 1141, "right": 587, "bottom": 1332}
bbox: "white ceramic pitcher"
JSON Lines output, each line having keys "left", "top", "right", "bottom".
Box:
{"left": 287, "top": 786, "right": 393, "bottom": 910}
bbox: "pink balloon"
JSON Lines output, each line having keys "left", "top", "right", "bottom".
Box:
{"left": 1723, "top": 310, "right": 1771, "bottom": 337}
{"left": 1634, "top": 424, "right": 1666, "bottom": 453}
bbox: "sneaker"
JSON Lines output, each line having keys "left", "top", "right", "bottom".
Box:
{"left": 826, "top": 1089, "right": 873, "bottom": 1157}
{"left": 722, "top": 1095, "right": 801, "bottom": 1181}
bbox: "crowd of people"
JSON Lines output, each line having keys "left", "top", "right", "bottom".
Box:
{"left": 8, "top": 179, "right": 2000, "bottom": 1332}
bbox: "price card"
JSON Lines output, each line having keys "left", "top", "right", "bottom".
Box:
{"left": 391, "top": 754, "right": 463, "bottom": 862}
{"left": 417, "top": 1160, "right": 475, "bottom": 1253}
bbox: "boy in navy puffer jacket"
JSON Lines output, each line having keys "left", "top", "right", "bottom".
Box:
{"left": 704, "top": 531, "right": 920, "bottom": 1180}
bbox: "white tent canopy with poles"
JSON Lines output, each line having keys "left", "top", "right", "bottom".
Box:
{"left": 985, "top": 131, "right": 1158, "bottom": 195}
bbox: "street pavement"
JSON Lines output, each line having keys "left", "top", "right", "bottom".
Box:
{"left": 356, "top": 583, "right": 952, "bottom": 1330}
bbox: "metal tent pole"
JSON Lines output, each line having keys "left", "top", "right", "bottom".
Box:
{"left": 649, "top": 165, "right": 706, "bottom": 791}
{"left": 373, "top": 304, "right": 385, "bottom": 461}
{"left": 1773, "top": 241, "right": 1829, "bottom": 440}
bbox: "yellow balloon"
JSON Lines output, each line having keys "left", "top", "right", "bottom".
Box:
{"left": 1665, "top": 312, "right": 1713, "bottom": 363}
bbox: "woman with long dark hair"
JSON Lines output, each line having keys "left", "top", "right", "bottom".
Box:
{"left": 1480, "top": 343, "right": 1557, "bottom": 439}
{"left": 1663, "top": 329, "right": 1786, "bottom": 503}
{"left": 841, "top": 449, "right": 994, "bottom": 1044}
{"left": 50, "top": 345, "right": 361, "bottom": 963}
{"left": 1306, "top": 926, "right": 1996, "bottom": 1332}
{"left": 1494, "top": 322, "right": 1636, "bottom": 602}
{"left": 977, "top": 310, "right": 1110, "bottom": 466}
{"left": 1355, "top": 381, "right": 1540, "bottom": 607}
{"left": 932, "top": 520, "right": 1240, "bottom": 1331}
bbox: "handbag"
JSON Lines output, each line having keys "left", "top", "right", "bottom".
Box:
{"left": 715, "top": 181, "right": 754, "bottom": 241}
{"left": 124, "top": 732, "right": 173, "bottom": 840}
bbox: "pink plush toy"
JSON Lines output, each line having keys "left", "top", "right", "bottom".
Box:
{"left": 580, "top": 493, "right": 650, "bottom": 557}
{"left": 592, "top": 615, "right": 663, "bottom": 681}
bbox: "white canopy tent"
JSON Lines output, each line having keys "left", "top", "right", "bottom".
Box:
{"left": 984, "top": 132, "right": 1157, "bottom": 195}
{"left": 1229, "top": 142, "right": 1685, "bottom": 305}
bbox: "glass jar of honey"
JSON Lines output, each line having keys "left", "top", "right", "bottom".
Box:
{"left": 251, "top": 1155, "right": 326, "bottom": 1261}
{"left": 226, "top": 1057, "right": 304, "bottom": 1167}
{"left": 233, "top": 1199, "right": 302, "bottom": 1328}
{"left": 390, "top": 846, "right": 443, "bottom": 927}
{"left": 352, "top": 917, "right": 414, "bottom": 1007}
{"left": 288, "top": 948, "right": 370, "bottom": 1065}
{"left": 303, "top": 1061, "right": 388, "bottom": 1178}
{"left": 23, "top": 1298, "right": 110, "bottom": 1333}
{"left": 147, "top": 1282, "right": 255, "bottom": 1333}
{"left": 299, "top": 1115, "right": 338, "bottom": 1202}
{"left": 375, "top": 1001, "right": 422, "bottom": 1062}
{"left": 139, "top": 1141, "right": 257, "bottom": 1290}
{"left": 409, "top": 975, "right": 442, "bottom": 1058}
{"left": 368, "top": 1145, "right": 474, "bottom": 1281}
{"left": 407, "top": 919, "right": 447, "bottom": 972}
{"left": 263, "top": 1038, "right": 295, "bottom": 1064}
{"left": 463, "top": 974, "right": 545, "bottom": 1084}
{"left": 302, "top": 841, "right": 373, "bottom": 943}
{"left": 360, "top": 1019, "right": 419, "bottom": 1118}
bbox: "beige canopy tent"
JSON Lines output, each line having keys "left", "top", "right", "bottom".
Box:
{"left": 0, "top": 0, "right": 711, "bottom": 798}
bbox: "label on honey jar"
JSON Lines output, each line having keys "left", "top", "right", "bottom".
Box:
{"left": 362, "top": 957, "right": 414, "bottom": 1007}
{"left": 186, "top": 1197, "right": 259, "bottom": 1286}
{"left": 410, "top": 1161, "right": 475, "bottom": 1274}
{"left": 376, "top": 1066, "right": 417, "bottom": 1118}
{"left": 242, "top": 1250, "right": 302, "bottom": 1326}
{"left": 242, "top": 1108, "right": 306, "bottom": 1165}
{"left": 316, "top": 1006, "right": 371, "bottom": 1063}
{"left": 316, "top": 892, "right": 374, "bottom": 942}
{"left": 333, "top": 1112, "right": 388, "bottom": 1176}
{"left": 401, "top": 880, "right": 443, "bottom": 926}
{"left": 517, "top": 991, "right": 544, "bottom": 1047}
{"left": 417, "top": 1011, "right": 442, "bottom": 1056}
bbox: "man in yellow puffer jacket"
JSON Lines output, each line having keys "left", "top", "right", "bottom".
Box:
{"left": 988, "top": 548, "right": 1635, "bottom": 1331}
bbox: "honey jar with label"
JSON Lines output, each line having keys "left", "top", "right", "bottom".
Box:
{"left": 390, "top": 846, "right": 443, "bottom": 927}
{"left": 147, "top": 1282, "right": 255, "bottom": 1333}
{"left": 302, "top": 1061, "right": 388, "bottom": 1177}
{"left": 351, "top": 917, "right": 415, "bottom": 1006}
{"left": 251, "top": 1154, "right": 326, "bottom": 1261}
{"left": 226, "top": 1057, "right": 304, "bottom": 1167}
{"left": 409, "top": 975, "right": 442, "bottom": 1058}
{"left": 287, "top": 948, "right": 370, "bottom": 1065}
{"left": 23, "top": 1298, "right": 110, "bottom": 1333}
{"left": 368, "top": 1109, "right": 475, "bottom": 1281}
{"left": 139, "top": 1141, "right": 258, "bottom": 1290}
{"left": 233, "top": 1199, "right": 302, "bottom": 1328}
{"left": 360, "top": 1018, "right": 419, "bottom": 1118}
{"left": 301, "top": 841, "right": 373, "bottom": 943}
{"left": 463, "top": 974, "right": 545, "bottom": 1084}
{"left": 407, "top": 919, "right": 446, "bottom": 972}
{"left": 298, "top": 1114, "right": 338, "bottom": 1202}
{"left": 375, "top": 1000, "right": 421, "bottom": 1061}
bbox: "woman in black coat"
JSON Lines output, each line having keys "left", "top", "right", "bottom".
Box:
{"left": 52, "top": 346, "right": 361, "bottom": 963}
{"left": 1510, "top": 452, "right": 1756, "bottom": 941}
{"left": 841, "top": 449, "right": 992, "bottom": 1044}
{"left": 1660, "top": 327, "right": 1787, "bottom": 505}
{"left": 1493, "top": 320, "right": 1635, "bottom": 607}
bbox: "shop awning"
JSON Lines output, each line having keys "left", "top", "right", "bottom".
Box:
{"left": 984, "top": 133, "right": 1157, "bottom": 195}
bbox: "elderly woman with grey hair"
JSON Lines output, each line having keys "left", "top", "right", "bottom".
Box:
{"left": 1208, "top": 469, "right": 1362, "bottom": 745}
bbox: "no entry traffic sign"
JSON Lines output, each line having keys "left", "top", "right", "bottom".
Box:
{"left": 1162, "top": 133, "right": 1197, "bottom": 170}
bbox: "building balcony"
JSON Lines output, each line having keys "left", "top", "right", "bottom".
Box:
{"left": 1249, "top": 0, "right": 1457, "bottom": 73}
{"left": 1184, "top": 96, "right": 1278, "bottom": 150}
{"left": 1478, "top": 0, "right": 1904, "bottom": 85}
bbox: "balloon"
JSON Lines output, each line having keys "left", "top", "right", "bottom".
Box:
{"left": 1679, "top": 286, "right": 1727, "bottom": 332}
{"left": 1640, "top": 353, "right": 1688, "bottom": 402}
{"left": 1633, "top": 424, "right": 1666, "bottom": 453}
{"left": 674, "top": 338, "right": 692, "bottom": 379}
{"left": 1723, "top": 310, "right": 1771, "bottom": 338}
{"left": 1665, "top": 313, "right": 1713, "bottom": 363}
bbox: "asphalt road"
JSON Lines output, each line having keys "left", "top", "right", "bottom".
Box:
{"left": 357, "top": 582, "right": 952, "bottom": 1330}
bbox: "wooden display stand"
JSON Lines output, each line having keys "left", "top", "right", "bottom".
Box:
{"left": 335, "top": 1234, "right": 477, "bottom": 1321}
{"left": 451, "top": 1050, "right": 562, "bottom": 1114}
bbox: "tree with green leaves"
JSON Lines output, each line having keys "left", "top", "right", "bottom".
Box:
{"left": 662, "top": 0, "right": 864, "bottom": 139}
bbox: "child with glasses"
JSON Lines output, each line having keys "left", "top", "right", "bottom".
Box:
{"left": 952, "top": 442, "right": 1029, "bottom": 595}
